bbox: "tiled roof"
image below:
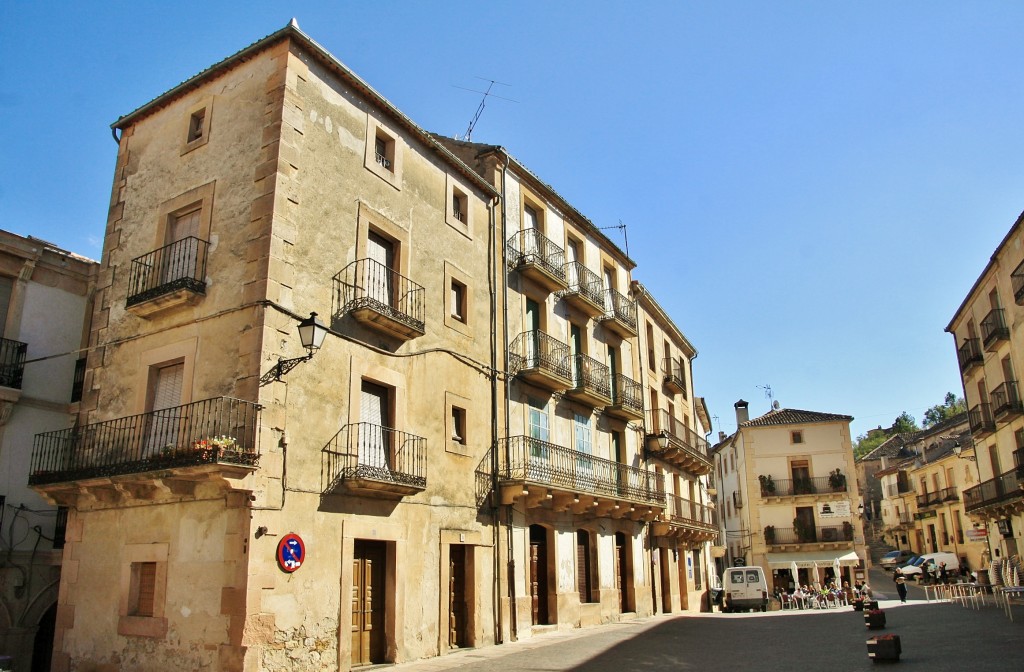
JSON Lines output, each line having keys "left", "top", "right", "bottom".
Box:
{"left": 860, "top": 434, "right": 911, "bottom": 461}
{"left": 740, "top": 408, "right": 853, "bottom": 428}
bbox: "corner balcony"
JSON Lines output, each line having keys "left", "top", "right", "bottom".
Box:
{"left": 596, "top": 288, "right": 638, "bottom": 339}
{"left": 29, "top": 397, "right": 261, "bottom": 505}
{"left": 991, "top": 380, "right": 1024, "bottom": 419}
{"left": 565, "top": 353, "right": 612, "bottom": 407}
{"left": 652, "top": 494, "right": 717, "bottom": 543}
{"left": 758, "top": 474, "right": 848, "bottom": 498}
{"left": 506, "top": 228, "right": 567, "bottom": 294}
{"left": 968, "top": 402, "right": 995, "bottom": 437}
{"left": 981, "top": 308, "right": 1009, "bottom": 351}
{"left": 126, "top": 236, "right": 208, "bottom": 317}
{"left": 963, "top": 466, "right": 1024, "bottom": 518}
{"left": 334, "top": 258, "right": 425, "bottom": 340}
{"left": 495, "top": 435, "right": 664, "bottom": 520}
{"left": 605, "top": 373, "right": 644, "bottom": 422}
{"left": 321, "top": 422, "right": 426, "bottom": 499}
{"left": 646, "top": 410, "right": 712, "bottom": 476}
{"left": 1012, "top": 259, "right": 1024, "bottom": 305}
{"left": 0, "top": 337, "right": 28, "bottom": 393}
{"left": 957, "top": 338, "right": 984, "bottom": 375}
{"left": 558, "top": 262, "right": 605, "bottom": 318}
{"left": 662, "top": 358, "right": 686, "bottom": 396}
{"left": 509, "top": 330, "right": 573, "bottom": 392}
{"left": 763, "top": 524, "right": 854, "bottom": 547}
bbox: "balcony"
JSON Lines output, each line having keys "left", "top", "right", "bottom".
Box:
{"left": 981, "top": 308, "right": 1009, "bottom": 351}
{"left": 763, "top": 524, "right": 853, "bottom": 546}
{"left": 0, "top": 337, "right": 28, "bottom": 391}
{"left": 884, "top": 482, "right": 913, "bottom": 498}
{"left": 968, "top": 403, "right": 995, "bottom": 436}
{"left": 646, "top": 409, "right": 712, "bottom": 475}
{"left": 29, "top": 397, "right": 261, "bottom": 503}
{"left": 662, "top": 358, "right": 686, "bottom": 397}
{"left": 506, "top": 228, "right": 567, "bottom": 293}
{"left": 334, "top": 258, "right": 425, "bottom": 340}
{"left": 957, "top": 338, "right": 984, "bottom": 374}
{"left": 558, "top": 262, "right": 605, "bottom": 318}
{"left": 758, "top": 475, "right": 848, "bottom": 498}
{"left": 991, "top": 380, "right": 1024, "bottom": 419}
{"left": 494, "top": 435, "right": 664, "bottom": 520}
{"left": 509, "top": 330, "right": 573, "bottom": 392}
{"left": 565, "top": 353, "right": 612, "bottom": 407}
{"left": 915, "top": 487, "right": 957, "bottom": 509}
{"left": 321, "top": 422, "right": 426, "bottom": 499}
{"left": 596, "top": 288, "right": 638, "bottom": 339}
{"left": 605, "top": 373, "right": 644, "bottom": 422}
{"left": 1012, "top": 259, "right": 1024, "bottom": 305}
{"left": 963, "top": 467, "right": 1024, "bottom": 517}
{"left": 126, "top": 236, "right": 208, "bottom": 316}
{"left": 652, "top": 494, "right": 717, "bottom": 543}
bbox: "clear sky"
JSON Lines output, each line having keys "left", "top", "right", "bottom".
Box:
{"left": 3, "top": 1, "right": 1022, "bottom": 440}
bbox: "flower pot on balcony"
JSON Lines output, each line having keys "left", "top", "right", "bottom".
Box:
{"left": 865, "top": 609, "right": 886, "bottom": 630}
{"left": 866, "top": 634, "right": 901, "bottom": 662}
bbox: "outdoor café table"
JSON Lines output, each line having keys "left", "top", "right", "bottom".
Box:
{"left": 922, "top": 582, "right": 947, "bottom": 603}
{"left": 998, "top": 586, "right": 1024, "bottom": 621}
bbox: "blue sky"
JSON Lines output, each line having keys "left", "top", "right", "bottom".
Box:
{"left": 3, "top": 1, "right": 1022, "bottom": 439}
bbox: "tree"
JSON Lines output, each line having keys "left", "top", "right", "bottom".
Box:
{"left": 853, "top": 427, "right": 889, "bottom": 460}
{"left": 892, "top": 411, "right": 918, "bottom": 434}
{"left": 922, "top": 392, "right": 967, "bottom": 428}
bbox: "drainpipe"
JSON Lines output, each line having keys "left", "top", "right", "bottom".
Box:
{"left": 488, "top": 186, "right": 503, "bottom": 645}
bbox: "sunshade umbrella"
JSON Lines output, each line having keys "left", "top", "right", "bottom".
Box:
{"left": 834, "top": 556, "right": 842, "bottom": 591}
{"left": 791, "top": 561, "right": 800, "bottom": 587}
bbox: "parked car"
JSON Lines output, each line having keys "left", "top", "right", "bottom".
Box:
{"left": 721, "top": 566, "right": 769, "bottom": 613}
{"left": 879, "top": 550, "right": 915, "bottom": 569}
{"left": 899, "top": 552, "right": 961, "bottom": 581}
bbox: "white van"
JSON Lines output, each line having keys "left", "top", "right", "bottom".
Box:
{"left": 900, "top": 552, "right": 960, "bottom": 581}
{"left": 722, "top": 566, "right": 769, "bottom": 612}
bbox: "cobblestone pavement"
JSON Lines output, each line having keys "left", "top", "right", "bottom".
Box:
{"left": 384, "top": 567, "right": 1022, "bottom": 672}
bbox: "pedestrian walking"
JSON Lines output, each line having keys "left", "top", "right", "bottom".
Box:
{"left": 939, "top": 561, "right": 949, "bottom": 585}
{"left": 894, "top": 568, "right": 908, "bottom": 603}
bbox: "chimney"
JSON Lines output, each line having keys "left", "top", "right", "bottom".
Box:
{"left": 718, "top": 431, "right": 727, "bottom": 443}
{"left": 735, "top": 399, "right": 749, "bottom": 426}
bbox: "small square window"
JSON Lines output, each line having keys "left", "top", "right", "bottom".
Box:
{"left": 791, "top": 431, "right": 803, "bottom": 444}
{"left": 451, "top": 280, "right": 466, "bottom": 322}
{"left": 181, "top": 100, "right": 212, "bottom": 154}
{"left": 451, "top": 406, "right": 466, "bottom": 444}
{"left": 375, "top": 134, "right": 393, "bottom": 171}
{"left": 129, "top": 562, "right": 158, "bottom": 616}
{"left": 453, "top": 191, "right": 466, "bottom": 222}
{"left": 187, "top": 109, "right": 206, "bottom": 143}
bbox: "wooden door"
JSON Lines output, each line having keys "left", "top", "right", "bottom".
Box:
{"left": 615, "top": 532, "right": 628, "bottom": 612}
{"left": 529, "top": 525, "right": 549, "bottom": 624}
{"left": 449, "top": 545, "right": 467, "bottom": 648}
{"left": 351, "top": 540, "right": 386, "bottom": 666}
{"left": 366, "top": 231, "right": 395, "bottom": 307}
{"left": 660, "top": 547, "right": 672, "bottom": 613}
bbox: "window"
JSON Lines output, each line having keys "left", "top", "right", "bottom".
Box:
{"left": 364, "top": 118, "right": 402, "bottom": 188}
{"left": 375, "top": 135, "right": 392, "bottom": 171}
{"left": 130, "top": 562, "right": 158, "bottom": 616}
{"left": 359, "top": 380, "right": 393, "bottom": 471}
{"left": 451, "top": 406, "right": 466, "bottom": 444}
{"left": 181, "top": 99, "right": 212, "bottom": 154}
{"left": 528, "top": 398, "right": 549, "bottom": 442}
{"left": 118, "top": 542, "right": 168, "bottom": 638}
{"left": 524, "top": 204, "right": 539, "bottom": 231}
{"left": 70, "top": 357, "right": 86, "bottom": 403}
{"left": 791, "top": 431, "right": 803, "bottom": 444}
{"left": 452, "top": 191, "right": 466, "bottom": 222}
{"left": 187, "top": 108, "right": 205, "bottom": 143}
{"left": 646, "top": 322, "right": 656, "bottom": 371}
{"left": 451, "top": 280, "right": 466, "bottom": 322}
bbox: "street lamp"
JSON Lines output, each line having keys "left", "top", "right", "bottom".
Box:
{"left": 259, "top": 312, "right": 328, "bottom": 385}
{"left": 952, "top": 441, "right": 977, "bottom": 462}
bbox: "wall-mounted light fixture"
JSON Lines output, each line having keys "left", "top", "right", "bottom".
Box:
{"left": 259, "top": 312, "right": 328, "bottom": 386}
{"left": 952, "top": 440, "right": 977, "bottom": 462}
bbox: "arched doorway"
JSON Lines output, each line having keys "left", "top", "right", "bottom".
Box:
{"left": 32, "top": 603, "right": 57, "bottom": 672}
{"left": 529, "top": 525, "right": 551, "bottom": 625}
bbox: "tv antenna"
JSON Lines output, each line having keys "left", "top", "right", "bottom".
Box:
{"left": 757, "top": 384, "right": 775, "bottom": 409}
{"left": 597, "top": 220, "right": 629, "bottom": 257}
{"left": 453, "top": 78, "right": 516, "bottom": 141}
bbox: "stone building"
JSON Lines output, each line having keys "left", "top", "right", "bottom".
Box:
{"left": 26, "top": 20, "right": 716, "bottom": 672}
{"left": 946, "top": 208, "right": 1024, "bottom": 565}
{"left": 0, "top": 231, "right": 97, "bottom": 672}
{"left": 712, "top": 401, "right": 867, "bottom": 594}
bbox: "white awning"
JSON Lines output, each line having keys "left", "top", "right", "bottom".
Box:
{"left": 765, "top": 551, "right": 862, "bottom": 568}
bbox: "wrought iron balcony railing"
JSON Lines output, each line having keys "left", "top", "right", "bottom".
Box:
{"left": 665, "top": 493, "right": 717, "bottom": 531}
{"left": 126, "top": 236, "right": 208, "bottom": 307}
{"left": 915, "top": 487, "right": 957, "bottom": 508}
{"left": 957, "top": 338, "right": 984, "bottom": 373}
{"left": 597, "top": 288, "right": 637, "bottom": 333}
{"left": 608, "top": 373, "right": 644, "bottom": 417}
{"left": 506, "top": 228, "right": 566, "bottom": 282}
{"left": 981, "top": 308, "right": 1009, "bottom": 349}
{"left": 651, "top": 408, "right": 710, "bottom": 457}
{"left": 496, "top": 435, "right": 665, "bottom": 506}
{"left": 322, "top": 422, "right": 426, "bottom": 493}
{"left": 758, "top": 475, "right": 848, "bottom": 497}
{"left": 509, "top": 330, "right": 572, "bottom": 381}
{"left": 662, "top": 357, "right": 686, "bottom": 397}
{"left": 963, "top": 467, "right": 1024, "bottom": 512}
{"left": 763, "top": 524, "right": 852, "bottom": 545}
{"left": 334, "top": 258, "right": 425, "bottom": 338}
{"left": 1013, "top": 258, "right": 1024, "bottom": 305}
{"left": 969, "top": 403, "right": 995, "bottom": 435}
{"left": 0, "top": 337, "right": 28, "bottom": 389}
{"left": 29, "top": 397, "right": 261, "bottom": 485}
{"left": 569, "top": 352, "right": 611, "bottom": 401}
{"left": 991, "top": 380, "right": 1023, "bottom": 417}
{"left": 560, "top": 261, "right": 604, "bottom": 309}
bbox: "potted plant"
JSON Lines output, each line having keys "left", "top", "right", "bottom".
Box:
{"left": 764, "top": 525, "right": 776, "bottom": 544}
{"left": 864, "top": 608, "right": 886, "bottom": 630}
{"left": 843, "top": 520, "right": 854, "bottom": 541}
{"left": 758, "top": 474, "right": 776, "bottom": 496}
{"left": 794, "top": 477, "right": 815, "bottom": 495}
{"left": 866, "top": 633, "right": 901, "bottom": 661}
{"left": 793, "top": 517, "right": 812, "bottom": 543}
{"left": 829, "top": 468, "right": 847, "bottom": 491}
